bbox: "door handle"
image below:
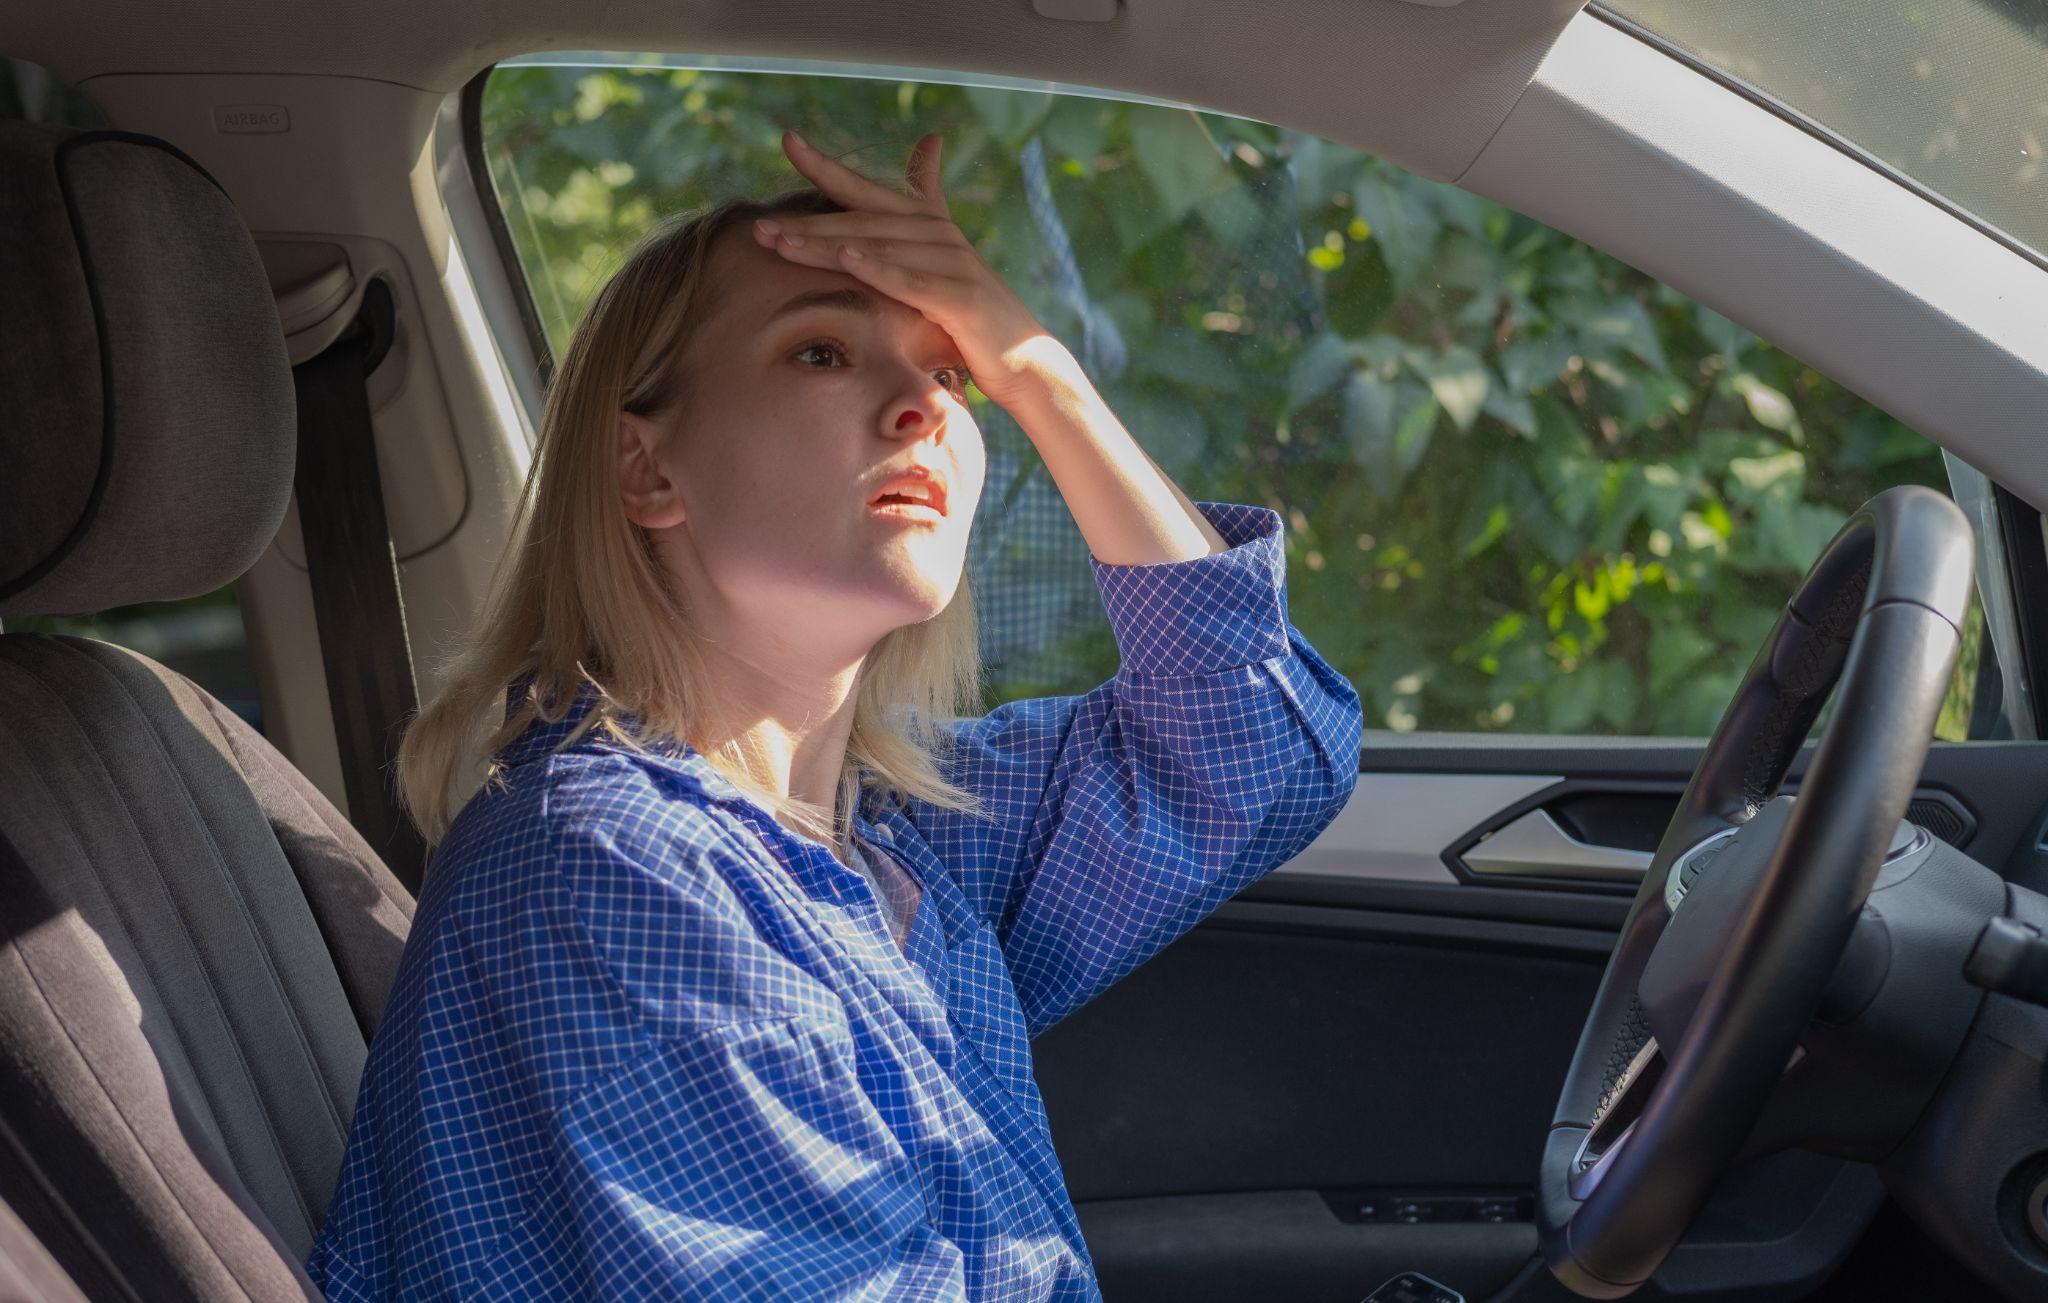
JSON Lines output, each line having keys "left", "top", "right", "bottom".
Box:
{"left": 1462, "top": 809, "right": 1653, "bottom": 883}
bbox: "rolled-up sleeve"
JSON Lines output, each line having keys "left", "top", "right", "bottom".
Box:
{"left": 931, "top": 501, "right": 1364, "bottom": 1033}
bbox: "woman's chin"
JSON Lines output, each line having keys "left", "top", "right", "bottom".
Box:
{"left": 864, "top": 569, "right": 960, "bottom": 628}
{"left": 886, "top": 583, "right": 955, "bottom": 627}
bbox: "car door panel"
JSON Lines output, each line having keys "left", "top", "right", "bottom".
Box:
{"left": 1036, "top": 737, "right": 2048, "bottom": 1301}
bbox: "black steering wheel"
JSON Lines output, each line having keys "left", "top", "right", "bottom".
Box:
{"left": 1538, "top": 484, "right": 1976, "bottom": 1297}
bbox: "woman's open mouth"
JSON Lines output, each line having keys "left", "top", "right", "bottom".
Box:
{"left": 870, "top": 499, "right": 945, "bottom": 522}
{"left": 868, "top": 467, "right": 948, "bottom": 522}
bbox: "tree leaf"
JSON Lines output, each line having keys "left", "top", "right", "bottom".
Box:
{"left": 1592, "top": 661, "right": 1642, "bottom": 731}
{"left": 1648, "top": 625, "right": 1716, "bottom": 694}
{"left": 1499, "top": 335, "right": 1575, "bottom": 394}
{"left": 1729, "top": 372, "right": 1804, "bottom": 440}
{"left": 1342, "top": 370, "right": 1395, "bottom": 479}
{"left": 965, "top": 85, "right": 1052, "bottom": 147}
{"left": 1393, "top": 388, "right": 1440, "bottom": 478}
{"left": 1544, "top": 669, "right": 1603, "bottom": 734}
{"left": 1482, "top": 384, "right": 1537, "bottom": 437}
{"left": 1287, "top": 331, "right": 1351, "bottom": 406}
{"left": 1131, "top": 108, "right": 1233, "bottom": 222}
{"left": 1344, "top": 373, "right": 1436, "bottom": 495}
{"left": 1040, "top": 98, "right": 1106, "bottom": 165}
{"left": 1575, "top": 296, "right": 1668, "bottom": 372}
{"left": 1350, "top": 173, "right": 1438, "bottom": 290}
{"left": 1413, "top": 346, "right": 1490, "bottom": 433}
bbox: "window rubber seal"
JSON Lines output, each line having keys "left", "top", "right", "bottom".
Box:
{"left": 458, "top": 68, "right": 556, "bottom": 390}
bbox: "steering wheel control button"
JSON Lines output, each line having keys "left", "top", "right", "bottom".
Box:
{"left": 1362, "top": 1272, "right": 1464, "bottom": 1303}
{"left": 1664, "top": 825, "right": 1740, "bottom": 911}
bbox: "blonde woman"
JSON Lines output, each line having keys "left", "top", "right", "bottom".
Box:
{"left": 308, "top": 129, "right": 1363, "bottom": 1301}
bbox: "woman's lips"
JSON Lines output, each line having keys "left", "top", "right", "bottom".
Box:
{"left": 869, "top": 496, "right": 946, "bottom": 523}
{"left": 867, "top": 467, "right": 948, "bottom": 518}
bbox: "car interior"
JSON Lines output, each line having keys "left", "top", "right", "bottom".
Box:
{"left": 3, "top": 1, "right": 2048, "bottom": 1300}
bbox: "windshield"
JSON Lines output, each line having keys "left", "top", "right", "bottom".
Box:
{"left": 1600, "top": 0, "right": 2048, "bottom": 260}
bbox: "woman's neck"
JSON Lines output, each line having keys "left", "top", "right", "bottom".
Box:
{"left": 690, "top": 632, "right": 864, "bottom": 821}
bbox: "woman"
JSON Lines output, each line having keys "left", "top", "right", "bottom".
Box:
{"left": 308, "top": 128, "right": 1362, "bottom": 1300}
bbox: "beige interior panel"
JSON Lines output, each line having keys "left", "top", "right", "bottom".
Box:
{"left": 80, "top": 72, "right": 533, "bottom": 818}
{"left": 23, "top": 0, "right": 1587, "bottom": 183}
{"left": 262, "top": 241, "right": 471, "bottom": 567}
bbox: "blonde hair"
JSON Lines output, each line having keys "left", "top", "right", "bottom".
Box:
{"left": 398, "top": 184, "right": 986, "bottom": 856}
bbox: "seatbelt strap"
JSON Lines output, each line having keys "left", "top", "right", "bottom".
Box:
{"left": 290, "top": 280, "right": 430, "bottom": 894}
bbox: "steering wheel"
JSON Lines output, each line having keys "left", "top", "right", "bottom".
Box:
{"left": 1538, "top": 484, "right": 1976, "bottom": 1297}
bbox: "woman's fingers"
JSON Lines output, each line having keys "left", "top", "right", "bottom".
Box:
{"left": 833, "top": 244, "right": 975, "bottom": 311}
{"left": 904, "top": 133, "right": 946, "bottom": 213}
{"left": 759, "top": 227, "right": 978, "bottom": 279}
{"left": 751, "top": 211, "right": 965, "bottom": 248}
{"left": 757, "top": 225, "right": 982, "bottom": 322}
{"left": 780, "top": 130, "right": 926, "bottom": 216}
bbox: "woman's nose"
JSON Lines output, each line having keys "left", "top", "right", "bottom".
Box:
{"left": 892, "top": 408, "right": 942, "bottom": 442}
{"left": 885, "top": 384, "right": 948, "bottom": 445}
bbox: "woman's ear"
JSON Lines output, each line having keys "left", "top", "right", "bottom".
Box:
{"left": 617, "top": 411, "right": 688, "bottom": 530}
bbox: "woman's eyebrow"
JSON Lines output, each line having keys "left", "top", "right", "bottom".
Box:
{"left": 762, "top": 287, "right": 879, "bottom": 326}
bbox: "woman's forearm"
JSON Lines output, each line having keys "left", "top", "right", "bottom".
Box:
{"left": 1000, "top": 338, "right": 1229, "bottom": 567}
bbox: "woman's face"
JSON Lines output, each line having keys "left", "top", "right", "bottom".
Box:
{"left": 618, "top": 223, "right": 987, "bottom": 657}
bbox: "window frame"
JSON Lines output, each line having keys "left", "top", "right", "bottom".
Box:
{"left": 461, "top": 70, "right": 557, "bottom": 394}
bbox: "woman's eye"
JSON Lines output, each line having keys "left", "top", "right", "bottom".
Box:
{"left": 794, "top": 341, "right": 966, "bottom": 394}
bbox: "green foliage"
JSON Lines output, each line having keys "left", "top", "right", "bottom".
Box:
{"left": 481, "top": 65, "right": 1986, "bottom": 740}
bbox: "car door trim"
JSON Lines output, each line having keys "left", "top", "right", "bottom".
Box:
{"left": 1274, "top": 773, "right": 1562, "bottom": 886}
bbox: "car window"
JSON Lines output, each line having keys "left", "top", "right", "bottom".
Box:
{"left": 0, "top": 57, "right": 267, "bottom": 734}
{"left": 476, "top": 58, "right": 2006, "bottom": 742}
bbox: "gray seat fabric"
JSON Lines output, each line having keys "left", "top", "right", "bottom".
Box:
{"left": 0, "top": 123, "right": 295, "bottom": 618}
{"left": 0, "top": 1165, "right": 88, "bottom": 1303}
{"left": 0, "top": 122, "right": 414, "bottom": 1300}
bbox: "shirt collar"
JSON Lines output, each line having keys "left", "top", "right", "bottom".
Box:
{"left": 494, "top": 674, "right": 611, "bottom": 770}
{"left": 491, "top": 674, "right": 887, "bottom": 835}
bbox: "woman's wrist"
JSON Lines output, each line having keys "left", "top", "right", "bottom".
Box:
{"left": 1000, "top": 350, "right": 1228, "bottom": 566}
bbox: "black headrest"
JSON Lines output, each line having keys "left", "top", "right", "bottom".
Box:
{"left": 0, "top": 124, "right": 294, "bottom": 619}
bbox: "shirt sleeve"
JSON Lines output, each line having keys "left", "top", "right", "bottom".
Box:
{"left": 497, "top": 1017, "right": 968, "bottom": 1301}
{"left": 479, "top": 787, "right": 968, "bottom": 1300}
{"left": 920, "top": 501, "right": 1364, "bottom": 1033}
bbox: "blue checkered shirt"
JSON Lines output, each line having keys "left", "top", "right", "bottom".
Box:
{"left": 307, "top": 502, "right": 1363, "bottom": 1300}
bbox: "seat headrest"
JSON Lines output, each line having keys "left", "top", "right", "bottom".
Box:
{"left": 0, "top": 123, "right": 294, "bottom": 619}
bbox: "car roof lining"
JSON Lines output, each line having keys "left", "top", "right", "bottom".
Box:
{"left": 10, "top": 0, "right": 1586, "bottom": 183}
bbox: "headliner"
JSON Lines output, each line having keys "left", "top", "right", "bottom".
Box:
{"left": 8, "top": 0, "right": 1587, "bottom": 181}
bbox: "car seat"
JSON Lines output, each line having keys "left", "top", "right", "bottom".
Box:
{"left": 0, "top": 121, "right": 415, "bottom": 1300}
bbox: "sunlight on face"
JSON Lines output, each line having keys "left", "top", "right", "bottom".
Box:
{"left": 645, "top": 227, "right": 987, "bottom": 656}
